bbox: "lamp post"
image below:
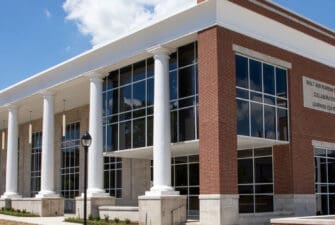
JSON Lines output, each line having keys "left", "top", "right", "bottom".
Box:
{"left": 81, "top": 132, "right": 92, "bottom": 225}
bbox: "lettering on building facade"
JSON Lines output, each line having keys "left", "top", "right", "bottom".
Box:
{"left": 303, "top": 76, "right": 335, "bottom": 114}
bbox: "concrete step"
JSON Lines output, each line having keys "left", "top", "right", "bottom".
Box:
{"left": 183, "top": 219, "right": 201, "bottom": 225}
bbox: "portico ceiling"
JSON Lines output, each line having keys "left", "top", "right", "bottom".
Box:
{"left": 0, "top": 76, "right": 89, "bottom": 129}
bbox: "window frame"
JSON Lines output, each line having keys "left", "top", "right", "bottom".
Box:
{"left": 238, "top": 147, "right": 274, "bottom": 214}
{"left": 235, "top": 54, "right": 290, "bottom": 142}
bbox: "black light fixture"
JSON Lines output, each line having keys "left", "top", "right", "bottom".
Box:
{"left": 81, "top": 132, "right": 92, "bottom": 147}
{"left": 81, "top": 131, "right": 92, "bottom": 225}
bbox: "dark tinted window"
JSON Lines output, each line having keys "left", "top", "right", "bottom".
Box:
{"left": 276, "top": 68, "right": 287, "bottom": 98}
{"left": 263, "top": 64, "right": 275, "bottom": 95}
{"left": 277, "top": 108, "right": 288, "bottom": 141}
{"left": 238, "top": 159, "right": 253, "bottom": 183}
{"left": 236, "top": 55, "right": 249, "bottom": 88}
{"left": 249, "top": 59, "right": 262, "bottom": 91}
{"left": 178, "top": 43, "right": 195, "bottom": 67}
{"left": 237, "top": 100, "right": 249, "bottom": 136}
{"left": 179, "top": 66, "right": 196, "bottom": 98}
{"left": 120, "top": 85, "right": 132, "bottom": 112}
{"left": 133, "top": 118, "right": 146, "bottom": 148}
{"left": 133, "top": 81, "right": 146, "bottom": 109}
{"left": 251, "top": 103, "right": 263, "bottom": 138}
{"left": 120, "top": 66, "right": 132, "bottom": 85}
{"left": 179, "top": 107, "right": 195, "bottom": 141}
{"left": 264, "top": 106, "right": 276, "bottom": 139}
{"left": 133, "top": 60, "right": 146, "bottom": 82}
{"left": 119, "top": 121, "right": 131, "bottom": 150}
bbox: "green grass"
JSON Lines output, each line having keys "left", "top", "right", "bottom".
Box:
{"left": 65, "top": 217, "right": 137, "bottom": 225}
{"left": 0, "top": 208, "right": 38, "bottom": 217}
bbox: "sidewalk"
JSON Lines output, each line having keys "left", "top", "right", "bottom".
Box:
{"left": 0, "top": 214, "right": 78, "bottom": 225}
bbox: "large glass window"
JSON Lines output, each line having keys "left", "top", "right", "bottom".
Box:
{"left": 315, "top": 148, "right": 335, "bottom": 215}
{"left": 31, "top": 132, "right": 42, "bottom": 197}
{"left": 236, "top": 55, "right": 289, "bottom": 141}
{"left": 238, "top": 148, "right": 273, "bottom": 213}
{"left": 61, "top": 122, "right": 80, "bottom": 213}
{"left": 103, "top": 42, "right": 198, "bottom": 152}
{"left": 104, "top": 157, "right": 122, "bottom": 198}
{"left": 151, "top": 155, "right": 199, "bottom": 218}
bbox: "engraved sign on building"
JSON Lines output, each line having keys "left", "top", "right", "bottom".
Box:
{"left": 303, "top": 76, "right": 335, "bottom": 114}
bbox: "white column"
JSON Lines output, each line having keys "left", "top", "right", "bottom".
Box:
{"left": 36, "top": 91, "right": 58, "bottom": 197}
{"left": 87, "top": 74, "right": 108, "bottom": 197}
{"left": 146, "top": 46, "right": 178, "bottom": 196}
{"left": 1, "top": 106, "right": 21, "bottom": 199}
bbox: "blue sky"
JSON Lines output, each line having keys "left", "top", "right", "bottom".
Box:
{"left": 0, "top": 0, "right": 334, "bottom": 90}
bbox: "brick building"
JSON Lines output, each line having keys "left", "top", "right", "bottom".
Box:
{"left": 0, "top": 0, "right": 334, "bottom": 224}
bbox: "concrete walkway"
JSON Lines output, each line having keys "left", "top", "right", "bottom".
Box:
{"left": 0, "top": 214, "right": 78, "bottom": 225}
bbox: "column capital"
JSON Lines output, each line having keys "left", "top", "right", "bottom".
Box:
{"left": 85, "top": 71, "right": 105, "bottom": 82}
{"left": 4, "top": 104, "right": 19, "bottom": 112}
{"left": 40, "top": 90, "right": 55, "bottom": 97}
{"left": 147, "top": 45, "right": 175, "bottom": 57}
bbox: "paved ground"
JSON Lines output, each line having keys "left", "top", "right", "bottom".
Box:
{"left": 0, "top": 214, "right": 78, "bottom": 225}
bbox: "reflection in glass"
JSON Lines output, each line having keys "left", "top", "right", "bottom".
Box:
{"left": 263, "top": 64, "right": 275, "bottom": 95}
{"left": 179, "top": 107, "right": 195, "bottom": 141}
{"left": 237, "top": 99, "right": 250, "bottom": 136}
{"left": 120, "top": 85, "right": 132, "bottom": 112}
{"left": 133, "top": 118, "right": 145, "bottom": 148}
{"left": 251, "top": 103, "right": 263, "bottom": 138}
{"left": 277, "top": 108, "right": 288, "bottom": 141}
{"left": 133, "top": 81, "right": 146, "bottom": 109}
{"left": 264, "top": 106, "right": 276, "bottom": 139}
{"left": 119, "top": 121, "right": 131, "bottom": 150}
{"left": 179, "top": 66, "right": 196, "bottom": 98}
{"left": 120, "top": 65, "right": 132, "bottom": 85}
{"left": 133, "top": 60, "right": 146, "bottom": 82}
{"left": 250, "top": 59, "right": 262, "bottom": 91}
{"left": 276, "top": 68, "right": 287, "bottom": 98}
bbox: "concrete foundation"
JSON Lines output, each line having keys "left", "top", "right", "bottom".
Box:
{"left": 75, "top": 196, "right": 115, "bottom": 218}
{"left": 10, "top": 197, "right": 64, "bottom": 216}
{"left": 274, "top": 194, "right": 294, "bottom": 212}
{"left": 99, "top": 206, "right": 139, "bottom": 222}
{"left": 0, "top": 198, "right": 11, "bottom": 209}
{"left": 199, "top": 194, "right": 239, "bottom": 225}
{"left": 138, "top": 195, "right": 187, "bottom": 225}
{"left": 292, "top": 194, "right": 316, "bottom": 217}
{"left": 239, "top": 211, "right": 294, "bottom": 225}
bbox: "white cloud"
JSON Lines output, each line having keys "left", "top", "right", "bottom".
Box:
{"left": 44, "top": 9, "right": 52, "bottom": 18}
{"left": 63, "top": 0, "right": 196, "bottom": 47}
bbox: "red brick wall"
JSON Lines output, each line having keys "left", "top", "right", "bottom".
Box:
{"left": 198, "top": 26, "right": 238, "bottom": 195}
{"left": 198, "top": 26, "right": 335, "bottom": 195}
{"left": 273, "top": 144, "right": 293, "bottom": 194}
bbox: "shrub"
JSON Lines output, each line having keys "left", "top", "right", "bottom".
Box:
{"left": 104, "top": 215, "right": 109, "bottom": 222}
{"left": 125, "top": 218, "right": 131, "bottom": 224}
{"left": 88, "top": 214, "right": 93, "bottom": 220}
{"left": 114, "top": 217, "right": 120, "bottom": 223}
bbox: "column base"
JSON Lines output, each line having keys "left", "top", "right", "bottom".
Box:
{"left": 199, "top": 194, "right": 239, "bottom": 225}
{"left": 0, "top": 198, "right": 12, "bottom": 209}
{"left": 75, "top": 196, "right": 115, "bottom": 218}
{"left": 145, "top": 185, "right": 179, "bottom": 196}
{"left": 35, "top": 191, "right": 59, "bottom": 198}
{"left": 87, "top": 188, "right": 110, "bottom": 198}
{"left": 138, "top": 194, "right": 187, "bottom": 225}
{"left": 1, "top": 192, "right": 21, "bottom": 199}
{"left": 11, "top": 197, "right": 64, "bottom": 217}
